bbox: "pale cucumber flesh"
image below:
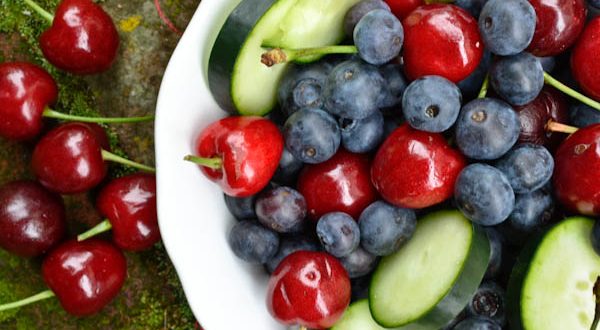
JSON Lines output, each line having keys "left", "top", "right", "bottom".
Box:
{"left": 331, "top": 300, "right": 388, "bottom": 330}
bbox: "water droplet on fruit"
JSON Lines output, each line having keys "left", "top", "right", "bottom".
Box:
{"left": 471, "top": 111, "right": 487, "bottom": 123}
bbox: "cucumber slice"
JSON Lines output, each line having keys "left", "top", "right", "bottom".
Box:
{"left": 369, "top": 210, "right": 490, "bottom": 329}
{"left": 332, "top": 299, "right": 387, "bottom": 330}
{"left": 208, "top": 0, "right": 361, "bottom": 116}
{"left": 507, "top": 217, "right": 600, "bottom": 330}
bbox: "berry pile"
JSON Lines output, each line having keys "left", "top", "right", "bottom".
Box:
{"left": 192, "top": 0, "right": 600, "bottom": 328}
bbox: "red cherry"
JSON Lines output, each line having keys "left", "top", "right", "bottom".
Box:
{"left": 514, "top": 86, "right": 569, "bottom": 150}
{"left": 187, "top": 116, "right": 283, "bottom": 197}
{"left": 0, "top": 180, "right": 66, "bottom": 257}
{"left": 94, "top": 173, "right": 159, "bottom": 251}
{"left": 38, "top": 0, "right": 119, "bottom": 74}
{"left": 571, "top": 17, "right": 600, "bottom": 101}
{"left": 527, "top": 0, "right": 587, "bottom": 57}
{"left": 42, "top": 239, "right": 127, "bottom": 316}
{"left": 402, "top": 4, "right": 483, "bottom": 82}
{"left": 266, "top": 251, "right": 351, "bottom": 329}
{"left": 553, "top": 124, "right": 600, "bottom": 216}
{"left": 385, "top": 0, "right": 423, "bottom": 19}
{"left": 371, "top": 124, "right": 466, "bottom": 209}
{"left": 297, "top": 149, "right": 378, "bottom": 220}
{"left": 0, "top": 62, "right": 57, "bottom": 140}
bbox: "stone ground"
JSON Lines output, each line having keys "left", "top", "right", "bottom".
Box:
{"left": 0, "top": 0, "right": 202, "bottom": 328}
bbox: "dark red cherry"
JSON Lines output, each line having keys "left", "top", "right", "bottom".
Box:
{"left": 42, "top": 239, "right": 127, "bottom": 316}
{"left": 39, "top": 0, "right": 119, "bottom": 74}
{"left": 267, "top": 251, "right": 351, "bottom": 329}
{"left": 0, "top": 180, "right": 66, "bottom": 257}
{"left": 0, "top": 62, "right": 58, "bottom": 140}
{"left": 553, "top": 124, "right": 600, "bottom": 216}
{"left": 297, "top": 149, "right": 378, "bottom": 220}
{"left": 571, "top": 16, "right": 600, "bottom": 101}
{"left": 527, "top": 0, "right": 587, "bottom": 57}
{"left": 371, "top": 124, "right": 466, "bottom": 209}
{"left": 385, "top": 0, "right": 423, "bottom": 19}
{"left": 514, "top": 86, "right": 569, "bottom": 150}
{"left": 32, "top": 122, "right": 108, "bottom": 194}
{"left": 402, "top": 4, "right": 483, "bottom": 82}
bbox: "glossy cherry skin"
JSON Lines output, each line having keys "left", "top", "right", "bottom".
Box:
{"left": 571, "top": 17, "right": 600, "bottom": 101}
{"left": 267, "top": 251, "right": 351, "bottom": 329}
{"left": 40, "top": 0, "right": 119, "bottom": 75}
{"left": 402, "top": 4, "right": 483, "bottom": 82}
{"left": 553, "top": 124, "right": 600, "bottom": 216}
{"left": 372, "top": 124, "right": 466, "bottom": 209}
{"left": 297, "top": 149, "right": 378, "bottom": 220}
{"left": 97, "top": 173, "right": 159, "bottom": 251}
{"left": 514, "top": 86, "right": 569, "bottom": 150}
{"left": 0, "top": 62, "right": 58, "bottom": 140}
{"left": 527, "top": 0, "right": 587, "bottom": 56}
{"left": 0, "top": 180, "right": 66, "bottom": 257}
{"left": 385, "top": 0, "right": 423, "bottom": 19}
{"left": 194, "top": 116, "right": 283, "bottom": 197}
{"left": 42, "top": 239, "right": 127, "bottom": 316}
{"left": 32, "top": 122, "right": 108, "bottom": 194}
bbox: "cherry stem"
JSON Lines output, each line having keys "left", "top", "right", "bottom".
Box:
{"left": 478, "top": 74, "right": 490, "bottom": 99}
{"left": 183, "top": 155, "right": 222, "bottom": 170}
{"left": 23, "top": 0, "right": 54, "bottom": 23}
{"left": 544, "top": 72, "right": 600, "bottom": 112}
{"left": 101, "top": 150, "right": 156, "bottom": 173}
{"left": 261, "top": 46, "right": 358, "bottom": 67}
{"left": 0, "top": 290, "right": 55, "bottom": 312}
{"left": 77, "top": 219, "right": 113, "bottom": 242}
{"left": 43, "top": 108, "right": 154, "bottom": 124}
{"left": 545, "top": 120, "right": 578, "bottom": 134}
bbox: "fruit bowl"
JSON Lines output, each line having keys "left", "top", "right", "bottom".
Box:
{"left": 154, "top": 0, "right": 283, "bottom": 328}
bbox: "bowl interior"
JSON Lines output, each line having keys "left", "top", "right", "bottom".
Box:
{"left": 154, "top": 0, "right": 284, "bottom": 328}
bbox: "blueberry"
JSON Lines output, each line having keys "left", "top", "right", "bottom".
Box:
{"left": 455, "top": 164, "right": 515, "bottom": 226}
{"left": 284, "top": 108, "right": 341, "bottom": 164}
{"left": 323, "top": 59, "right": 385, "bottom": 119}
{"left": 265, "top": 236, "right": 320, "bottom": 273}
{"left": 590, "top": 0, "right": 600, "bottom": 10}
{"left": 490, "top": 52, "right": 544, "bottom": 106}
{"left": 340, "top": 111, "right": 384, "bottom": 153}
{"left": 496, "top": 144, "right": 553, "bottom": 193}
{"left": 484, "top": 228, "right": 503, "bottom": 279}
{"left": 402, "top": 75, "right": 462, "bottom": 133}
{"left": 466, "top": 281, "right": 506, "bottom": 326}
{"left": 228, "top": 221, "right": 279, "bottom": 263}
{"left": 271, "top": 147, "right": 304, "bottom": 185}
{"left": 255, "top": 187, "right": 307, "bottom": 233}
{"left": 453, "top": 316, "right": 502, "bottom": 330}
{"left": 378, "top": 63, "right": 408, "bottom": 109}
{"left": 456, "top": 0, "right": 489, "bottom": 18}
{"left": 570, "top": 103, "right": 600, "bottom": 128}
{"left": 277, "top": 61, "right": 331, "bottom": 116}
{"left": 537, "top": 56, "right": 556, "bottom": 72}
{"left": 354, "top": 9, "right": 404, "bottom": 65}
{"left": 508, "top": 186, "right": 554, "bottom": 233}
{"left": 592, "top": 220, "right": 600, "bottom": 257}
{"left": 339, "top": 246, "right": 379, "bottom": 278}
{"left": 350, "top": 275, "right": 371, "bottom": 301}
{"left": 478, "top": 0, "right": 536, "bottom": 56}
{"left": 455, "top": 98, "right": 520, "bottom": 160}
{"left": 344, "top": 0, "right": 391, "bottom": 37}
{"left": 359, "top": 201, "right": 416, "bottom": 256}
{"left": 458, "top": 50, "right": 492, "bottom": 99}
{"left": 316, "top": 212, "right": 360, "bottom": 257}
{"left": 224, "top": 194, "right": 256, "bottom": 220}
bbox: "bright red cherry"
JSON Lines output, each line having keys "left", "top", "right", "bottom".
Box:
{"left": 0, "top": 62, "right": 57, "bottom": 140}
{"left": 385, "top": 0, "right": 423, "bottom": 19}
{"left": 527, "top": 0, "right": 587, "bottom": 57}
{"left": 297, "top": 149, "right": 378, "bottom": 220}
{"left": 0, "top": 180, "right": 66, "bottom": 257}
{"left": 372, "top": 124, "right": 466, "bottom": 209}
{"left": 42, "top": 239, "right": 127, "bottom": 316}
{"left": 402, "top": 4, "right": 483, "bottom": 82}
{"left": 267, "top": 251, "right": 351, "bottom": 329}
{"left": 37, "top": 0, "right": 119, "bottom": 74}
{"left": 186, "top": 116, "right": 283, "bottom": 197}
{"left": 571, "top": 17, "right": 600, "bottom": 101}
{"left": 553, "top": 124, "right": 600, "bottom": 216}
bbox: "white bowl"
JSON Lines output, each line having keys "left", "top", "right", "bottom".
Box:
{"left": 154, "top": 0, "right": 284, "bottom": 329}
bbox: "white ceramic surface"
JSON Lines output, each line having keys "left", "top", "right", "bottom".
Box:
{"left": 155, "top": 0, "right": 285, "bottom": 329}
